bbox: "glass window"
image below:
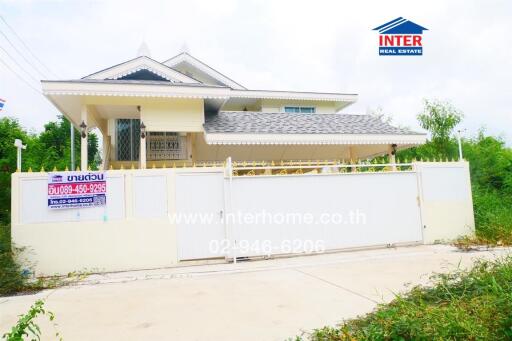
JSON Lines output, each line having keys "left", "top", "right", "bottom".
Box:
{"left": 284, "top": 106, "right": 316, "bottom": 113}
{"left": 116, "top": 119, "right": 140, "bottom": 161}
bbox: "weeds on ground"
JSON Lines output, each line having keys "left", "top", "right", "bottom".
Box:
{"left": 296, "top": 256, "right": 512, "bottom": 340}
{"left": 1, "top": 224, "right": 89, "bottom": 296}
{"left": 453, "top": 188, "right": 512, "bottom": 251}
{"left": 2, "top": 299, "right": 62, "bottom": 341}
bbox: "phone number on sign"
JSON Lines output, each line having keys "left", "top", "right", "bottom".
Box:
{"left": 48, "top": 182, "right": 106, "bottom": 195}
{"left": 209, "top": 239, "right": 326, "bottom": 255}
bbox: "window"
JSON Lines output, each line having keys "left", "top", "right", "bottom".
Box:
{"left": 147, "top": 132, "right": 187, "bottom": 160}
{"left": 284, "top": 106, "right": 316, "bottom": 113}
{"left": 116, "top": 119, "right": 140, "bottom": 161}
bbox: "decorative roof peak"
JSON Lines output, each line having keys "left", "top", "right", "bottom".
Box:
{"left": 137, "top": 41, "right": 151, "bottom": 57}
{"left": 180, "top": 43, "right": 190, "bottom": 54}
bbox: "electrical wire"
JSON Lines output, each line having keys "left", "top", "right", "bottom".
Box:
{"left": 0, "top": 44, "right": 39, "bottom": 82}
{"left": 0, "top": 54, "right": 42, "bottom": 94}
{"left": 0, "top": 28, "right": 48, "bottom": 79}
{"left": 0, "top": 15, "right": 58, "bottom": 79}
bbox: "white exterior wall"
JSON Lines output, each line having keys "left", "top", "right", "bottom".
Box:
{"left": 416, "top": 162, "right": 475, "bottom": 243}
{"left": 11, "top": 162, "right": 474, "bottom": 275}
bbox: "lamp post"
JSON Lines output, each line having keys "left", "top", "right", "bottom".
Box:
{"left": 14, "top": 139, "right": 27, "bottom": 171}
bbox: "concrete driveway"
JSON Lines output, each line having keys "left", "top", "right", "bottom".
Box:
{"left": 1, "top": 245, "right": 510, "bottom": 341}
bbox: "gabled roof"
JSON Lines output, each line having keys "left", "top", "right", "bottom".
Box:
{"left": 373, "top": 17, "right": 428, "bottom": 34}
{"left": 164, "top": 52, "right": 246, "bottom": 90}
{"left": 82, "top": 56, "right": 200, "bottom": 83}
{"left": 204, "top": 111, "right": 424, "bottom": 135}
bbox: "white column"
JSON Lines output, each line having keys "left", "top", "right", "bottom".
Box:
{"left": 388, "top": 144, "right": 397, "bottom": 171}
{"left": 140, "top": 133, "right": 146, "bottom": 169}
{"left": 80, "top": 105, "right": 88, "bottom": 171}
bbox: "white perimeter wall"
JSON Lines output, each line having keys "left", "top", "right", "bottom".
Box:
{"left": 10, "top": 162, "right": 474, "bottom": 275}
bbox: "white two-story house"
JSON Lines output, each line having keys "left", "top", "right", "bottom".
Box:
{"left": 42, "top": 49, "right": 426, "bottom": 170}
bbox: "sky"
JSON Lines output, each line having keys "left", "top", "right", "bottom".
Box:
{"left": 0, "top": 0, "right": 511, "bottom": 143}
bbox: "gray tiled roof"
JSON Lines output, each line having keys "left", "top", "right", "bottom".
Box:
{"left": 204, "top": 112, "right": 424, "bottom": 135}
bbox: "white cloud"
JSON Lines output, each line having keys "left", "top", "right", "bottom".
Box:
{"left": 0, "top": 0, "right": 510, "bottom": 143}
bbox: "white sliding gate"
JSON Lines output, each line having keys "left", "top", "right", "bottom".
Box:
{"left": 174, "top": 168, "right": 424, "bottom": 260}
{"left": 229, "top": 172, "right": 423, "bottom": 257}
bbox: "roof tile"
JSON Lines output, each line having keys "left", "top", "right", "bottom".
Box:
{"left": 204, "top": 112, "right": 424, "bottom": 135}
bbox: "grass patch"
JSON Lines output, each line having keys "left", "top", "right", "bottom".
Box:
{"left": 295, "top": 256, "right": 512, "bottom": 340}
{"left": 453, "top": 187, "right": 512, "bottom": 250}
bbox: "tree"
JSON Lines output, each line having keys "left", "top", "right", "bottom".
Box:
{"left": 0, "top": 116, "right": 100, "bottom": 224}
{"left": 0, "top": 118, "right": 36, "bottom": 223}
{"left": 31, "top": 116, "right": 100, "bottom": 171}
{"left": 417, "top": 99, "right": 463, "bottom": 157}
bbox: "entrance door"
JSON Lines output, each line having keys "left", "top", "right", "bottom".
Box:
{"left": 175, "top": 172, "right": 226, "bottom": 260}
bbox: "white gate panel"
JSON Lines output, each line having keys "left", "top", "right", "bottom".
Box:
{"left": 175, "top": 172, "right": 226, "bottom": 260}
{"left": 230, "top": 172, "right": 423, "bottom": 257}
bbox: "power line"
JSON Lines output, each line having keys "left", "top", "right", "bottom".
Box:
{"left": 0, "top": 44, "right": 39, "bottom": 82}
{"left": 0, "top": 27, "right": 49, "bottom": 79}
{"left": 0, "top": 15, "right": 59, "bottom": 79}
{"left": 0, "top": 54, "right": 42, "bottom": 94}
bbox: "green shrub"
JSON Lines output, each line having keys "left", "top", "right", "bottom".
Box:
{"left": 298, "top": 257, "right": 512, "bottom": 340}
{"left": 0, "top": 225, "right": 26, "bottom": 296}
{"left": 472, "top": 187, "right": 512, "bottom": 243}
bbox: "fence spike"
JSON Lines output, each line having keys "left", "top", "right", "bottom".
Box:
{"left": 109, "top": 164, "right": 113, "bottom": 170}
{"left": 28, "top": 167, "right": 32, "bottom": 172}
{"left": 65, "top": 166, "right": 69, "bottom": 171}
{"left": 88, "top": 165, "right": 92, "bottom": 171}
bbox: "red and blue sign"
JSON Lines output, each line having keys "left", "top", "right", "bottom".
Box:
{"left": 373, "top": 17, "right": 428, "bottom": 56}
{"left": 48, "top": 171, "right": 106, "bottom": 209}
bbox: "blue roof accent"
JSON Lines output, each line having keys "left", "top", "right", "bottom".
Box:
{"left": 373, "top": 17, "right": 428, "bottom": 34}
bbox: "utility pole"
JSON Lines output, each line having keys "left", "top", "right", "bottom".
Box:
{"left": 457, "top": 129, "right": 465, "bottom": 161}
{"left": 70, "top": 124, "right": 75, "bottom": 170}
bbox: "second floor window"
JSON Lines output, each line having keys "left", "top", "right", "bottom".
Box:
{"left": 284, "top": 106, "right": 316, "bottom": 113}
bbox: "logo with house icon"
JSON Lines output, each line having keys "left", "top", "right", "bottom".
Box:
{"left": 373, "top": 17, "right": 428, "bottom": 56}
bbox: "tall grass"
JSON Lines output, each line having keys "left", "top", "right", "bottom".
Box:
{"left": 0, "top": 224, "right": 26, "bottom": 296}
{"left": 297, "top": 256, "right": 512, "bottom": 340}
{"left": 472, "top": 187, "right": 512, "bottom": 243}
